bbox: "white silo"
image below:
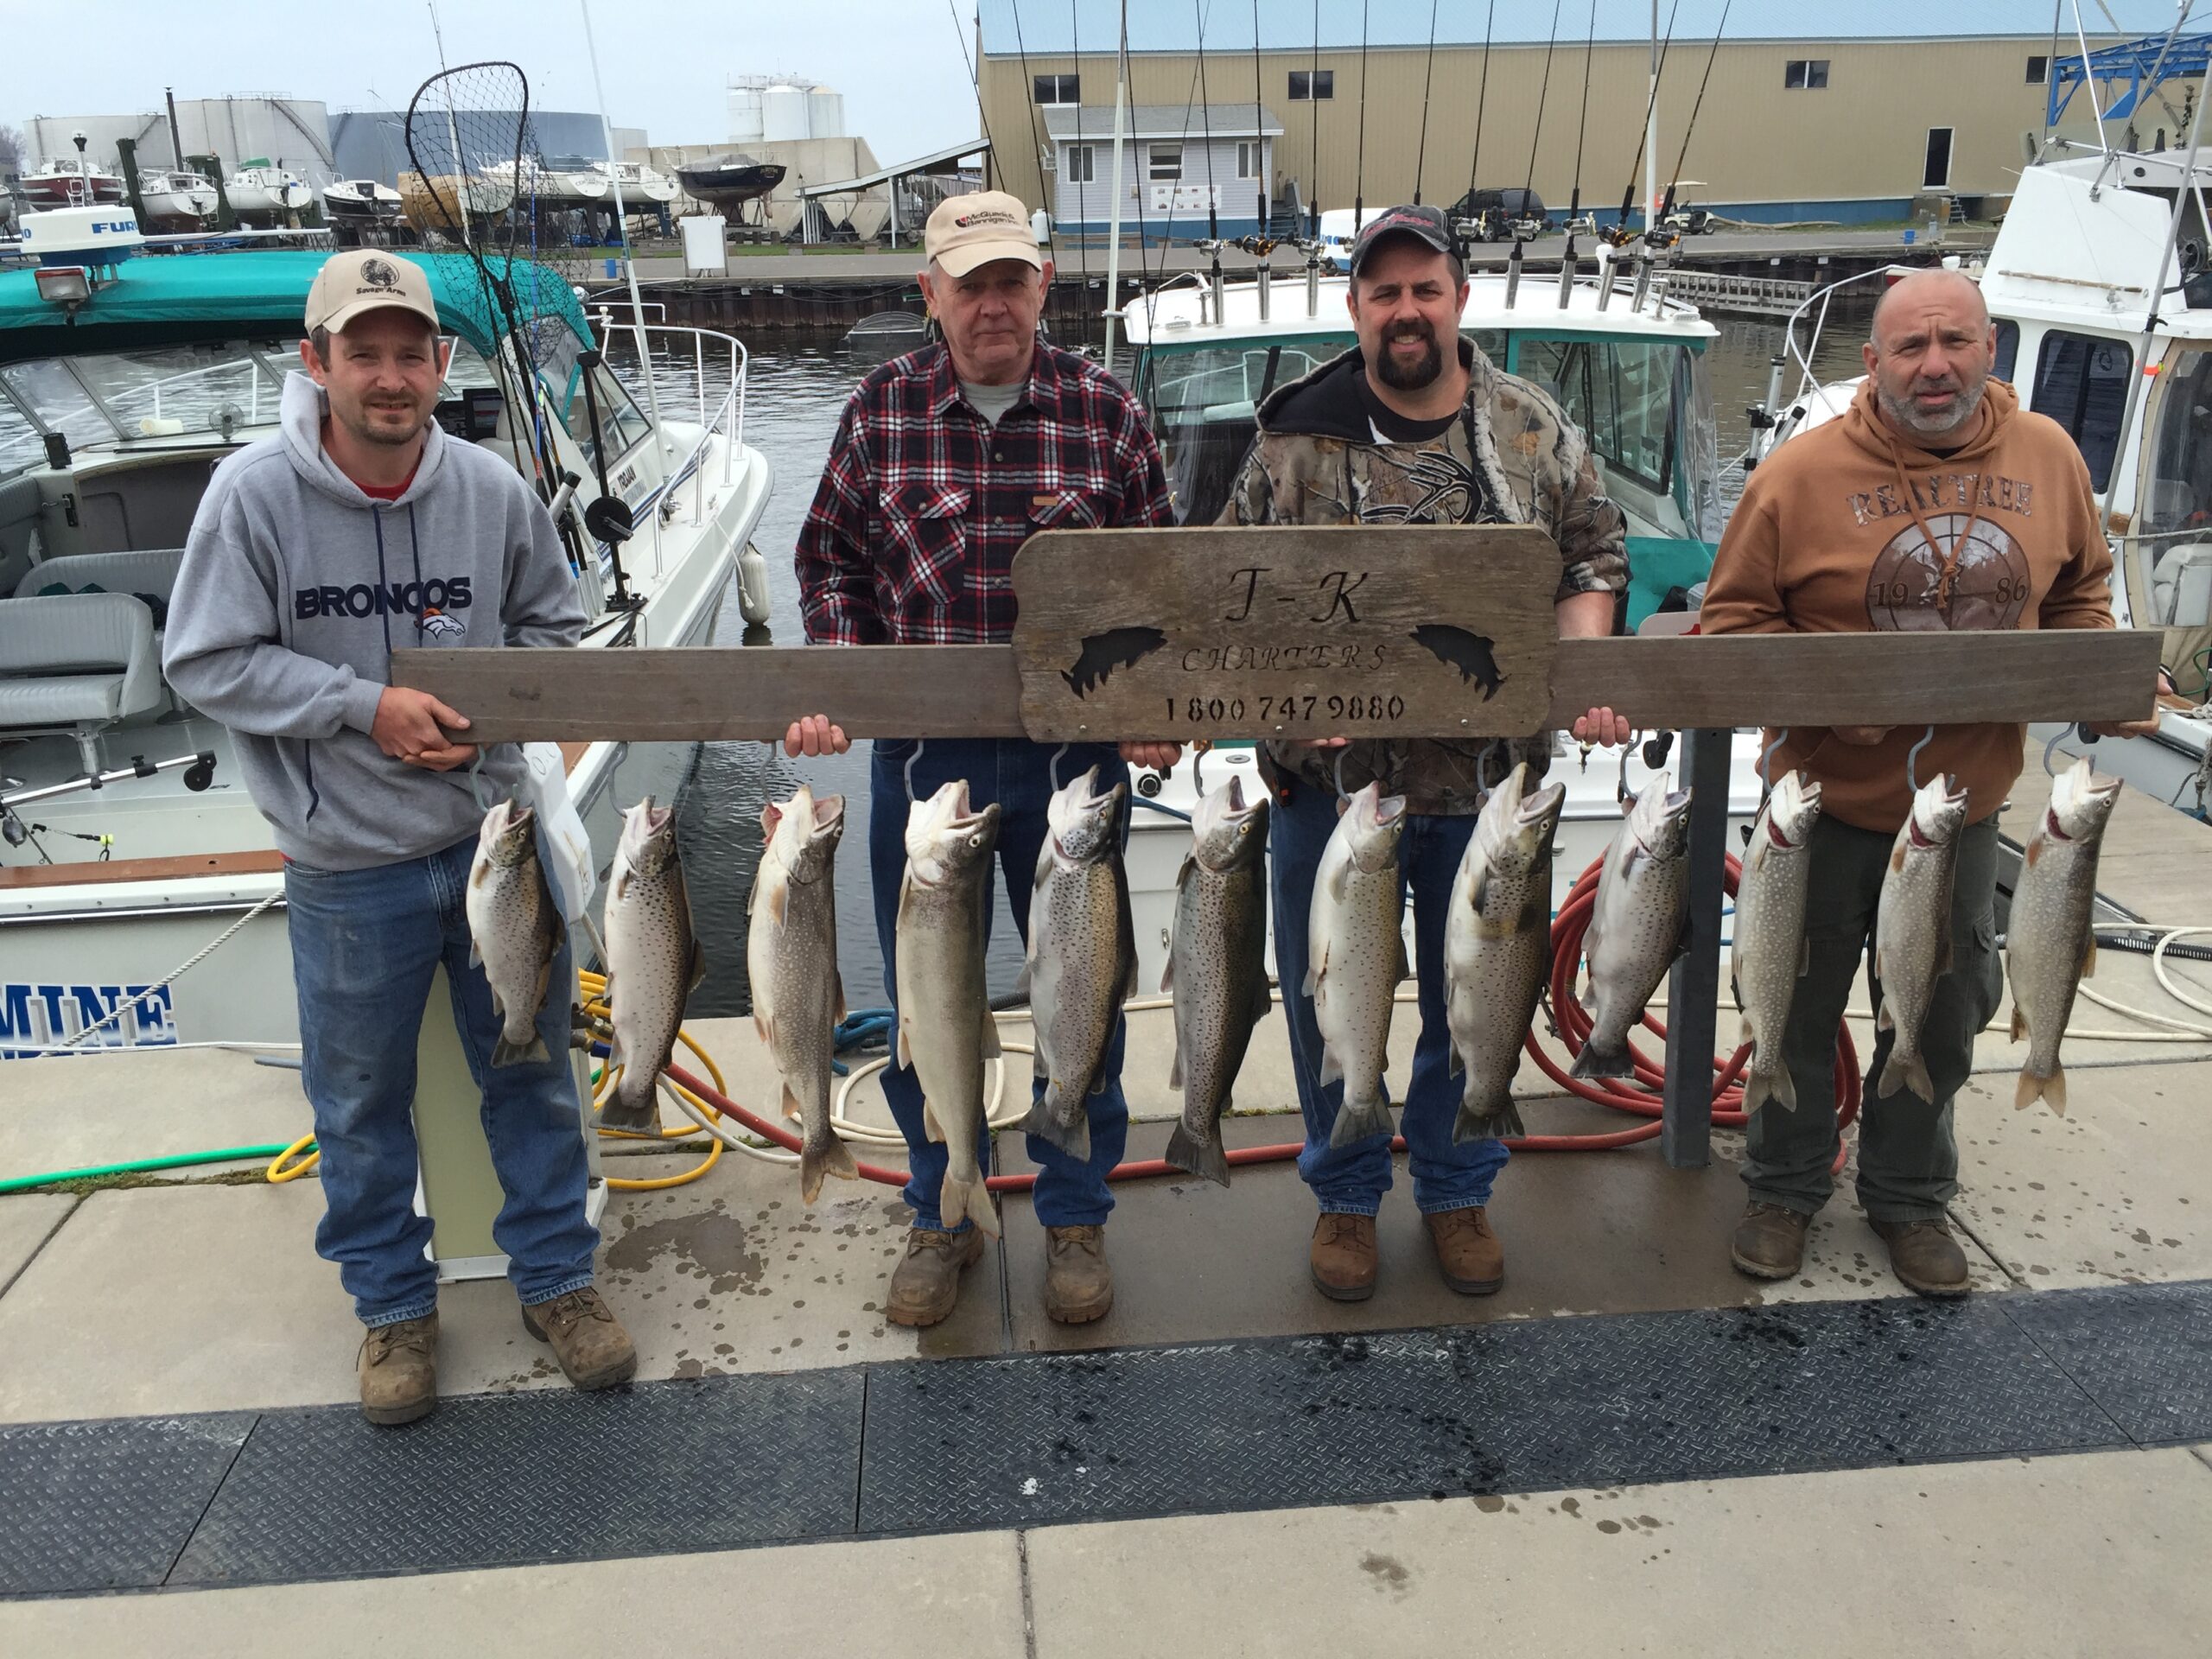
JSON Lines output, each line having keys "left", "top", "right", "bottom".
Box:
{"left": 727, "top": 75, "right": 768, "bottom": 145}
{"left": 805, "top": 87, "right": 845, "bottom": 141}
{"left": 760, "top": 83, "right": 810, "bottom": 143}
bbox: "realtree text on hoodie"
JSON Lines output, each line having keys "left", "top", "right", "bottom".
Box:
{"left": 1700, "top": 377, "right": 2115, "bottom": 833}
{"left": 163, "top": 372, "right": 584, "bottom": 871}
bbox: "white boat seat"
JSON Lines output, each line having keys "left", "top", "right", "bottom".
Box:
{"left": 0, "top": 593, "right": 163, "bottom": 769}
{"left": 14, "top": 546, "right": 188, "bottom": 629}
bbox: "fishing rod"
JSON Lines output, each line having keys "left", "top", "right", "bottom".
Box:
{"left": 1004, "top": 0, "right": 1059, "bottom": 313}
{"left": 1560, "top": 0, "right": 1598, "bottom": 308}
{"left": 1250, "top": 0, "right": 1268, "bottom": 238}
{"left": 1659, "top": 0, "right": 1732, "bottom": 228}
{"left": 1306, "top": 0, "right": 1321, "bottom": 238}
{"left": 1601, "top": 0, "right": 1680, "bottom": 314}
{"left": 1462, "top": 0, "right": 1497, "bottom": 250}
{"left": 1506, "top": 0, "right": 1566, "bottom": 309}
{"left": 1413, "top": 0, "right": 1439, "bottom": 204}
{"left": 1353, "top": 0, "right": 1370, "bottom": 233}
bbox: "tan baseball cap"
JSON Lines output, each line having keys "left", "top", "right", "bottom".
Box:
{"left": 304, "top": 250, "right": 441, "bottom": 335}
{"left": 924, "top": 191, "right": 1043, "bottom": 278}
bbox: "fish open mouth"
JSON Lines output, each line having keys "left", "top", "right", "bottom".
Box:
{"left": 1373, "top": 793, "right": 1408, "bottom": 828}
{"left": 811, "top": 793, "right": 847, "bottom": 831}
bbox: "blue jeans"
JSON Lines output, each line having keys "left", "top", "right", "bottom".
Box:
{"left": 1271, "top": 774, "right": 1510, "bottom": 1216}
{"left": 284, "top": 832, "right": 599, "bottom": 1326}
{"left": 868, "top": 737, "right": 1130, "bottom": 1230}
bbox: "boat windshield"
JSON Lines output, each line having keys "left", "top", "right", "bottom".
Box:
{"left": 0, "top": 341, "right": 296, "bottom": 475}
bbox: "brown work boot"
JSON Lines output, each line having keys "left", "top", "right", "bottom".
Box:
{"left": 885, "top": 1226, "right": 987, "bottom": 1329}
{"left": 1730, "top": 1202, "right": 1811, "bottom": 1281}
{"left": 358, "top": 1313, "right": 437, "bottom": 1427}
{"left": 522, "top": 1287, "right": 639, "bottom": 1389}
{"left": 1872, "top": 1217, "right": 1973, "bottom": 1299}
{"left": 1426, "top": 1206, "right": 1504, "bottom": 1295}
{"left": 1309, "top": 1212, "right": 1378, "bottom": 1302}
{"left": 1044, "top": 1225, "right": 1114, "bottom": 1324}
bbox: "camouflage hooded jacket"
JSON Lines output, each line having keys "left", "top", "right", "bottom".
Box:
{"left": 1216, "top": 340, "right": 1629, "bottom": 815}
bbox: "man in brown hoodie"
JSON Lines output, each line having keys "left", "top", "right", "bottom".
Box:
{"left": 1702, "top": 267, "right": 2152, "bottom": 1297}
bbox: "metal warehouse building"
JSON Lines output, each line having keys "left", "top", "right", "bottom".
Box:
{"left": 975, "top": 1, "right": 2186, "bottom": 238}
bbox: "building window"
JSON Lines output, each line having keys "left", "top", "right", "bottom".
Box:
{"left": 1288, "top": 69, "right": 1334, "bottom": 100}
{"left": 1783, "top": 59, "right": 1829, "bottom": 90}
{"left": 1149, "top": 143, "right": 1183, "bottom": 182}
{"left": 2033, "top": 332, "right": 2132, "bottom": 491}
{"left": 1923, "top": 126, "right": 1954, "bottom": 189}
{"left": 1994, "top": 320, "right": 2019, "bottom": 382}
{"left": 2026, "top": 55, "right": 2050, "bottom": 85}
{"left": 1033, "top": 74, "right": 1078, "bottom": 105}
{"left": 1236, "top": 140, "right": 1260, "bottom": 179}
{"left": 1065, "top": 143, "right": 1095, "bottom": 184}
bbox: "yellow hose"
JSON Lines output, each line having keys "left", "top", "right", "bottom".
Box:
{"left": 263, "top": 969, "right": 741, "bottom": 1192}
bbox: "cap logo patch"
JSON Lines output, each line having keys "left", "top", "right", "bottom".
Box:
{"left": 953, "top": 210, "right": 1020, "bottom": 228}
{"left": 359, "top": 257, "right": 400, "bottom": 289}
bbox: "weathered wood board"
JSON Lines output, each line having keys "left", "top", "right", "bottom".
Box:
{"left": 392, "top": 631, "right": 2160, "bottom": 746}
{"left": 1010, "top": 525, "right": 1561, "bottom": 741}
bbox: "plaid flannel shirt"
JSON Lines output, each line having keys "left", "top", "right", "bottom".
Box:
{"left": 796, "top": 341, "right": 1173, "bottom": 645}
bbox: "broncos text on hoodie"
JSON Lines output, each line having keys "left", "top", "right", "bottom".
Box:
{"left": 163, "top": 371, "right": 584, "bottom": 870}
{"left": 1700, "top": 376, "right": 2115, "bottom": 832}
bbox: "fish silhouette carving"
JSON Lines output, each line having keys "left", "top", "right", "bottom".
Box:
{"left": 1062, "top": 626, "right": 1168, "bottom": 699}
{"left": 1410, "top": 625, "right": 1507, "bottom": 700}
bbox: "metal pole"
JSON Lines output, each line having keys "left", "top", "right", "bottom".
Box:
{"left": 1102, "top": 70, "right": 1130, "bottom": 378}
{"left": 580, "top": 0, "right": 671, "bottom": 458}
{"left": 1661, "top": 726, "right": 1731, "bottom": 1168}
{"left": 1643, "top": 0, "right": 1659, "bottom": 232}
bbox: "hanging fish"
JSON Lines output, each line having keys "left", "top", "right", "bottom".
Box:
{"left": 601, "top": 797, "right": 704, "bottom": 1133}
{"left": 465, "top": 797, "right": 563, "bottom": 1067}
{"left": 1572, "top": 779, "right": 1693, "bottom": 1082}
{"left": 1307, "top": 781, "right": 1410, "bottom": 1147}
{"left": 1872, "top": 774, "right": 1972, "bottom": 1101}
{"left": 2005, "top": 758, "right": 2122, "bottom": 1116}
{"left": 1731, "top": 771, "right": 1824, "bottom": 1114}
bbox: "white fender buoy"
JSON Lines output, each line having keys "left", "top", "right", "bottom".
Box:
{"left": 738, "top": 541, "right": 771, "bottom": 626}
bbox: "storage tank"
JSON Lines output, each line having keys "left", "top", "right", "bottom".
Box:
{"left": 760, "top": 83, "right": 810, "bottom": 144}
{"left": 169, "top": 96, "right": 335, "bottom": 186}
{"left": 727, "top": 78, "right": 767, "bottom": 145}
{"left": 805, "top": 87, "right": 845, "bottom": 141}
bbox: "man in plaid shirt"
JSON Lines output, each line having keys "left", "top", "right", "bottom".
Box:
{"left": 789, "top": 191, "right": 1178, "bottom": 1332}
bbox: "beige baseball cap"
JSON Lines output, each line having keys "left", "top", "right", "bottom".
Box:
{"left": 924, "top": 191, "right": 1043, "bottom": 277}
{"left": 304, "top": 250, "right": 441, "bottom": 335}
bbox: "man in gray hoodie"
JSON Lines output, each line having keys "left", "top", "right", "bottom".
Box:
{"left": 164, "top": 250, "right": 635, "bottom": 1424}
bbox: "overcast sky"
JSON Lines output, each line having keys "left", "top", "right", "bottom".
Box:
{"left": 0, "top": 0, "right": 980, "bottom": 163}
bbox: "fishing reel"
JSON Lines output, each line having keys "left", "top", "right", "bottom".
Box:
{"left": 1232, "top": 233, "right": 1281, "bottom": 259}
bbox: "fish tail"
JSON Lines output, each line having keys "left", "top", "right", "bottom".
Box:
{"left": 1878, "top": 1047, "right": 1934, "bottom": 1102}
{"left": 1740, "top": 1059, "right": 1796, "bottom": 1116}
{"left": 1163, "top": 1121, "right": 1231, "bottom": 1187}
{"left": 2014, "top": 1064, "right": 2067, "bottom": 1117}
{"left": 1020, "top": 1094, "right": 1092, "bottom": 1162}
{"left": 1329, "top": 1094, "right": 1395, "bottom": 1149}
{"left": 1570, "top": 1036, "right": 1633, "bottom": 1081}
{"left": 597, "top": 1077, "right": 660, "bottom": 1134}
{"left": 800, "top": 1132, "right": 860, "bottom": 1204}
{"left": 1452, "top": 1095, "right": 1525, "bottom": 1145}
{"left": 938, "top": 1168, "right": 1001, "bottom": 1237}
{"left": 492, "top": 1032, "right": 550, "bottom": 1068}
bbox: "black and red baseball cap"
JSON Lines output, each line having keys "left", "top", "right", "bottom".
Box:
{"left": 1347, "top": 204, "right": 1457, "bottom": 277}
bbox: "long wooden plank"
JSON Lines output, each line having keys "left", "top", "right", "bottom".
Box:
{"left": 0, "top": 849, "right": 286, "bottom": 891}
{"left": 391, "top": 630, "right": 2160, "bottom": 745}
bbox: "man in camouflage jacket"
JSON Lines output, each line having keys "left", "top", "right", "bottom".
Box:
{"left": 1216, "top": 204, "right": 1630, "bottom": 1303}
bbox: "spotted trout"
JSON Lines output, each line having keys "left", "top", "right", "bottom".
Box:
{"left": 1308, "top": 781, "right": 1409, "bottom": 1148}
{"left": 1161, "top": 774, "right": 1273, "bottom": 1185}
{"left": 602, "top": 797, "right": 703, "bottom": 1133}
{"left": 748, "top": 785, "right": 858, "bottom": 1203}
{"left": 1571, "top": 779, "right": 1693, "bottom": 1081}
{"left": 895, "top": 779, "right": 1004, "bottom": 1236}
{"left": 465, "top": 798, "right": 563, "bottom": 1067}
{"left": 1731, "top": 770, "right": 1824, "bottom": 1115}
{"left": 2005, "top": 757, "right": 2121, "bottom": 1116}
{"left": 1872, "top": 773, "right": 1971, "bottom": 1102}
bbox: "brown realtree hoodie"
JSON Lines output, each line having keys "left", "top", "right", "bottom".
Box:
{"left": 1701, "top": 376, "right": 2115, "bottom": 832}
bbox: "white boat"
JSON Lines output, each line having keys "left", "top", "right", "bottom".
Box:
{"left": 591, "top": 159, "right": 678, "bottom": 207}
{"left": 1115, "top": 258, "right": 1754, "bottom": 988}
{"left": 0, "top": 222, "right": 773, "bottom": 1056}
{"left": 321, "top": 178, "right": 404, "bottom": 226}
{"left": 484, "top": 156, "right": 610, "bottom": 212}
{"left": 225, "top": 164, "right": 313, "bottom": 222}
{"left": 136, "top": 169, "right": 218, "bottom": 227}
{"left": 1751, "top": 143, "right": 2212, "bottom": 821}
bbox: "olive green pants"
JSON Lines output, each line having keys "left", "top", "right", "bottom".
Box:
{"left": 1740, "top": 814, "right": 2003, "bottom": 1224}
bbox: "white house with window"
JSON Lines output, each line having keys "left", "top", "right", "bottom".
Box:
{"left": 1041, "top": 103, "right": 1281, "bottom": 241}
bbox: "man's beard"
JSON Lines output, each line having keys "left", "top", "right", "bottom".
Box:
{"left": 1373, "top": 323, "right": 1445, "bottom": 391}
{"left": 1878, "top": 372, "right": 1987, "bottom": 441}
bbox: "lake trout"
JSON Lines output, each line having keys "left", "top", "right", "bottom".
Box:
{"left": 2005, "top": 757, "right": 2122, "bottom": 1116}
{"left": 465, "top": 798, "right": 563, "bottom": 1068}
{"left": 1731, "top": 770, "right": 1824, "bottom": 1115}
{"left": 1572, "top": 779, "right": 1694, "bottom": 1081}
{"left": 602, "top": 797, "right": 703, "bottom": 1133}
{"left": 1307, "top": 781, "right": 1409, "bottom": 1148}
{"left": 1872, "top": 773, "right": 1971, "bottom": 1102}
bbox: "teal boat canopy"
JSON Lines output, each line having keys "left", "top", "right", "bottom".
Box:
{"left": 0, "top": 250, "right": 593, "bottom": 365}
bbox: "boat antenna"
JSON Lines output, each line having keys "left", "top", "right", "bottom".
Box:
{"left": 1568, "top": 0, "right": 1596, "bottom": 225}
{"left": 1353, "top": 0, "right": 1370, "bottom": 232}
{"left": 1251, "top": 0, "right": 1268, "bottom": 235}
{"left": 1122, "top": 0, "right": 1158, "bottom": 324}
{"left": 1195, "top": 0, "right": 1225, "bottom": 320}
{"left": 1413, "top": 0, "right": 1440, "bottom": 204}
{"left": 1521, "top": 0, "right": 1565, "bottom": 209}
{"left": 1464, "top": 0, "right": 1497, "bottom": 226}
{"left": 1615, "top": 0, "right": 1680, "bottom": 238}
{"left": 1661, "top": 0, "right": 1731, "bottom": 224}
{"left": 578, "top": 0, "right": 670, "bottom": 458}
{"left": 1005, "top": 0, "right": 1061, "bottom": 310}
{"left": 1307, "top": 0, "right": 1321, "bottom": 233}
{"left": 1070, "top": 0, "right": 1090, "bottom": 291}
{"left": 942, "top": 0, "right": 1004, "bottom": 188}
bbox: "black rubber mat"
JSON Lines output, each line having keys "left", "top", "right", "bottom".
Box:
{"left": 2000, "top": 1279, "right": 2212, "bottom": 1445}
{"left": 168, "top": 1370, "right": 861, "bottom": 1587}
{"left": 856, "top": 1297, "right": 2121, "bottom": 1532}
{"left": 0, "top": 1413, "right": 254, "bottom": 1595}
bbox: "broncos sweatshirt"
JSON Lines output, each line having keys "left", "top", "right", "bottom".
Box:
{"left": 164, "top": 371, "right": 583, "bottom": 870}
{"left": 1701, "top": 376, "right": 2115, "bottom": 832}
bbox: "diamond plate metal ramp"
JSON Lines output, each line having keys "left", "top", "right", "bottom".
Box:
{"left": 2002, "top": 1280, "right": 2212, "bottom": 1445}
{"left": 0, "top": 1413, "right": 255, "bottom": 1595}
{"left": 857, "top": 1298, "right": 2125, "bottom": 1534}
{"left": 170, "top": 1371, "right": 861, "bottom": 1586}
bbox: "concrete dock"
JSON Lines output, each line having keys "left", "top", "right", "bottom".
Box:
{"left": 2, "top": 765, "right": 2209, "bottom": 1652}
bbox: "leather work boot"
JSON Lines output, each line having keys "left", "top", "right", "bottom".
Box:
{"left": 1426, "top": 1207, "right": 1504, "bottom": 1295}
{"left": 358, "top": 1313, "right": 438, "bottom": 1427}
{"left": 1872, "top": 1217, "right": 1973, "bottom": 1299}
{"left": 1043, "top": 1225, "right": 1114, "bottom": 1324}
{"left": 1309, "top": 1213, "right": 1379, "bottom": 1301}
{"left": 885, "top": 1227, "right": 987, "bottom": 1329}
{"left": 1730, "top": 1202, "right": 1812, "bottom": 1281}
{"left": 522, "top": 1287, "right": 639, "bottom": 1389}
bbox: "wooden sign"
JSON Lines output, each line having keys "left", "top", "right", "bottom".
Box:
{"left": 1008, "top": 525, "right": 1560, "bottom": 742}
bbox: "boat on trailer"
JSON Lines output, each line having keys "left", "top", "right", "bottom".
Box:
{"left": 0, "top": 216, "right": 774, "bottom": 1057}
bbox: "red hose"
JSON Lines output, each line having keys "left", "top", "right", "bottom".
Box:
{"left": 658, "top": 851, "right": 1861, "bottom": 1191}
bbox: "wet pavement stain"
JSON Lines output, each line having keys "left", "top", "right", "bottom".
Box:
{"left": 1358, "top": 1553, "right": 1411, "bottom": 1596}
{"left": 603, "top": 1203, "right": 766, "bottom": 1295}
